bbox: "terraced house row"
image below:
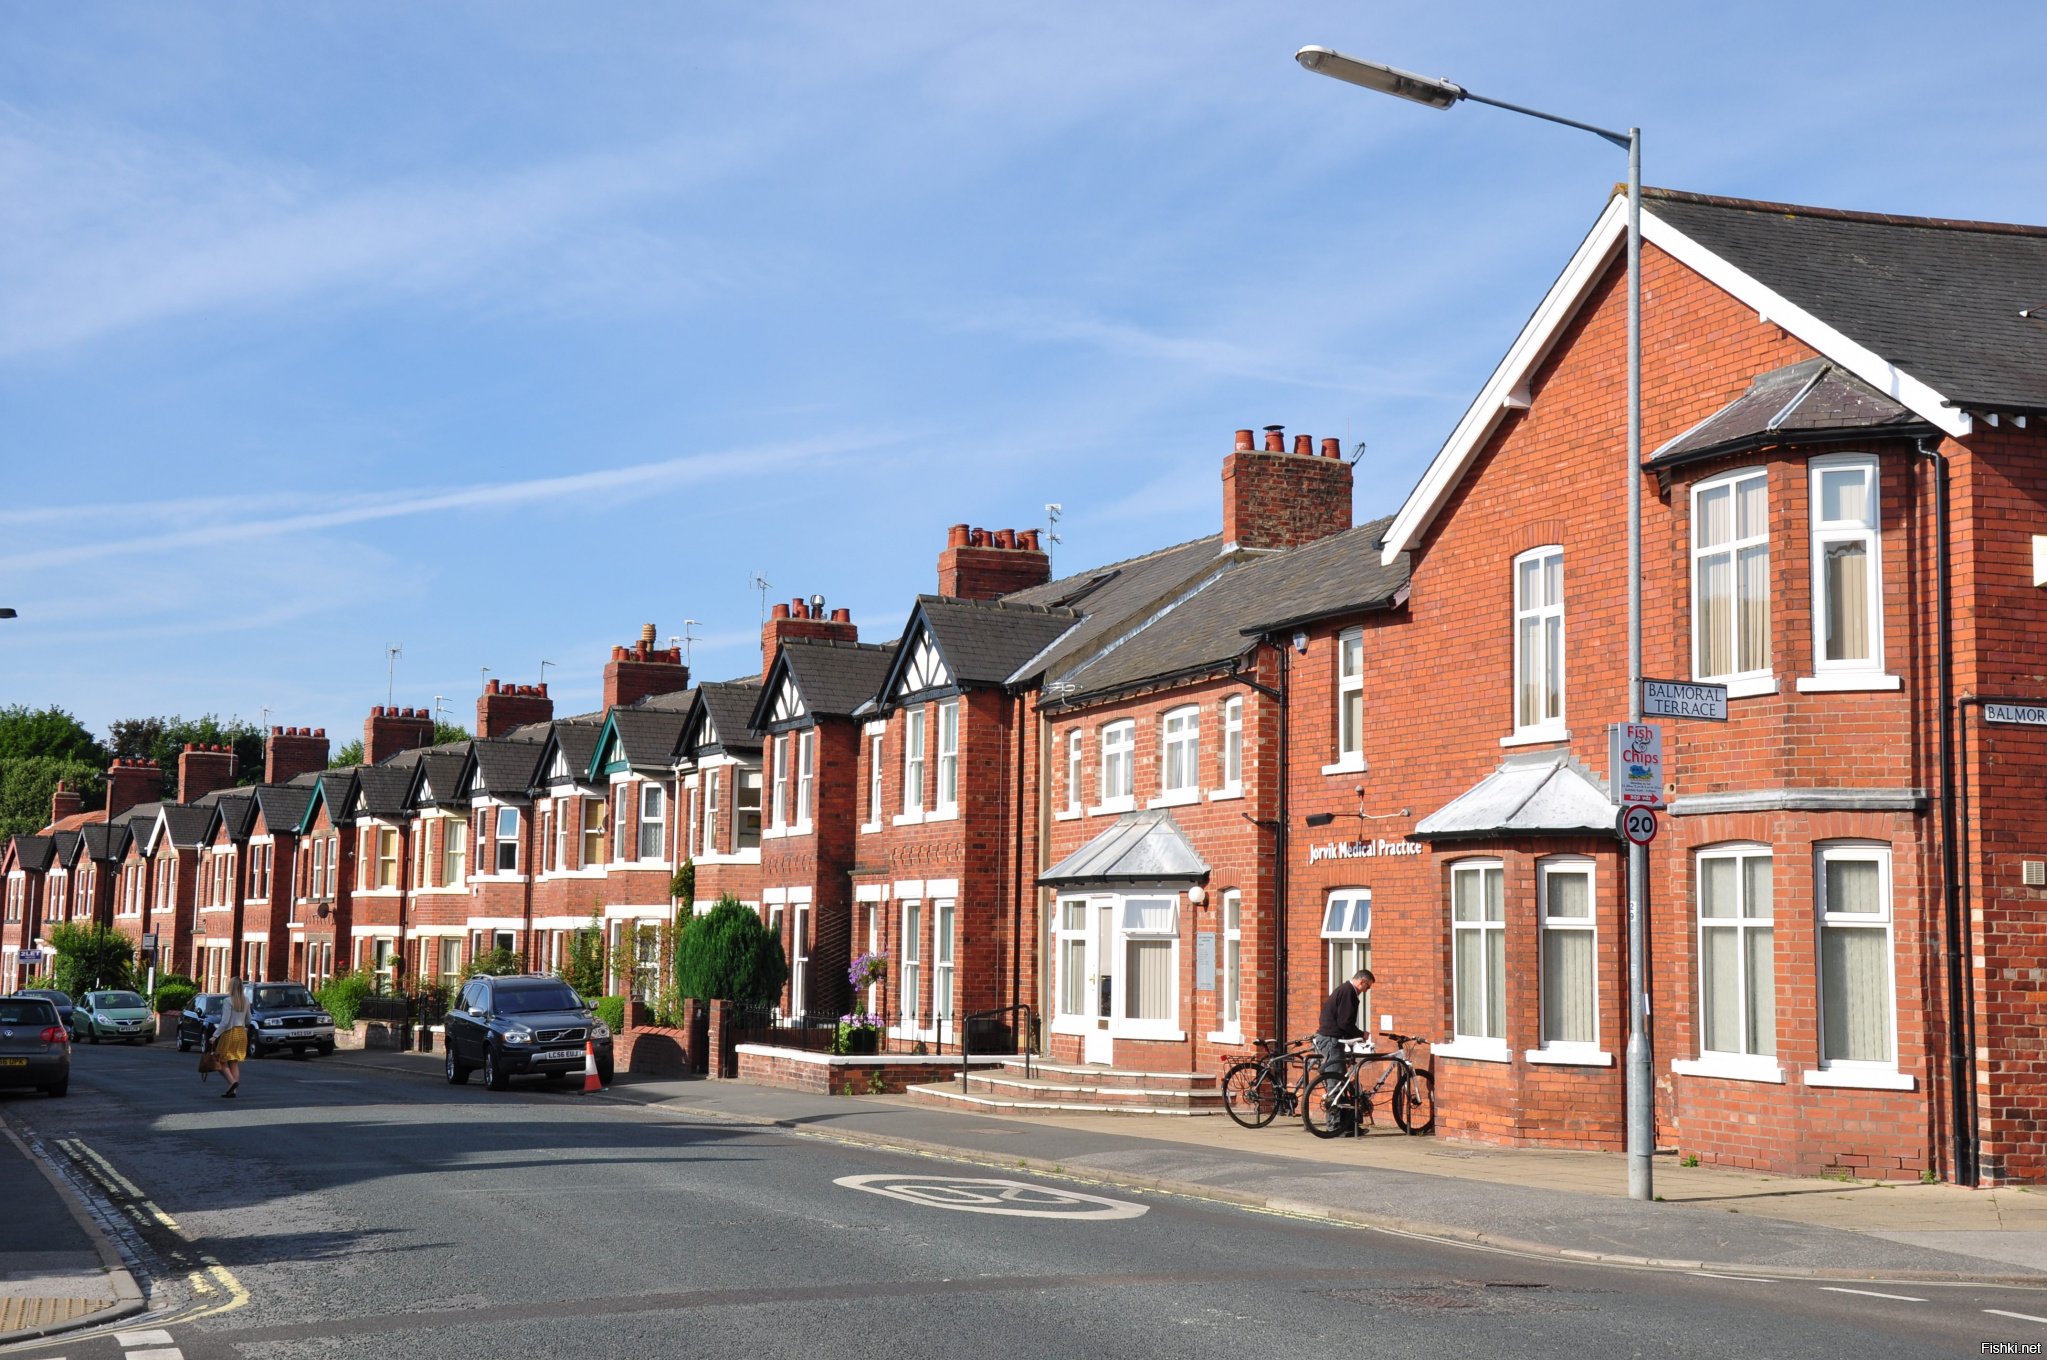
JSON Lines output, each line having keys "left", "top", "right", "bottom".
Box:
{"left": 9, "top": 188, "right": 2047, "bottom": 1188}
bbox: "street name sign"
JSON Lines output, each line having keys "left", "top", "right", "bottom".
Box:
{"left": 1642, "top": 678, "right": 1728, "bottom": 722}
{"left": 1609, "top": 722, "right": 1665, "bottom": 807}
{"left": 1985, "top": 703, "right": 2047, "bottom": 727}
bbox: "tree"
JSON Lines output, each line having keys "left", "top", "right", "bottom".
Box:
{"left": 106, "top": 715, "right": 265, "bottom": 795}
{"left": 674, "top": 895, "right": 787, "bottom": 1004}
{"left": 0, "top": 705, "right": 103, "bottom": 767}
{"left": 47, "top": 923, "right": 135, "bottom": 997}
{"left": 560, "top": 913, "right": 607, "bottom": 998}
{"left": 0, "top": 706, "right": 107, "bottom": 836}
{"left": 330, "top": 740, "right": 364, "bottom": 768}
{"left": 462, "top": 947, "right": 524, "bottom": 980}
{"left": 433, "top": 721, "right": 471, "bottom": 745}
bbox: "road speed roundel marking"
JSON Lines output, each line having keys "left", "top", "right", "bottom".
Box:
{"left": 1621, "top": 806, "right": 1658, "bottom": 845}
{"left": 835, "top": 1174, "right": 1148, "bottom": 1219}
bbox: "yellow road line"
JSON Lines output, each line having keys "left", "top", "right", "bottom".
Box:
{"left": 53, "top": 1137, "right": 252, "bottom": 1320}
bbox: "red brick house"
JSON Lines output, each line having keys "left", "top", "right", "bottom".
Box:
{"left": 675, "top": 680, "right": 764, "bottom": 917}
{"left": 587, "top": 695, "right": 693, "bottom": 996}
{"left": 291, "top": 769, "right": 357, "bottom": 989}
{"left": 456, "top": 731, "right": 546, "bottom": 970}
{"left": 2, "top": 835, "right": 54, "bottom": 987}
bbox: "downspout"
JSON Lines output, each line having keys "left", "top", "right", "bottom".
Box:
{"left": 1010, "top": 693, "right": 1025, "bottom": 1019}
{"left": 1235, "top": 641, "right": 1290, "bottom": 1049}
{"left": 1920, "top": 436, "right": 1976, "bottom": 1186}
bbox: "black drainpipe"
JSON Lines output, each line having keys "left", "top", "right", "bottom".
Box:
{"left": 1236, "top": 641, "right": 1290, "bottom": 1048}
{"left": 1919, "top": 436, "right": 1976, "bottom": 1186}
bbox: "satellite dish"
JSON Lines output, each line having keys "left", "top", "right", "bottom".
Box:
{"left": 317, "top": 903, "right": 330, "bottom": 919}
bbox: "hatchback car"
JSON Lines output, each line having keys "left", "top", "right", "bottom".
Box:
{"left": 0, "top": 995, "right": 71, "bottom": 1096}
{"left": 175, "top": 993, "right": 227, "bottom": 1051}
{"left": 246, "top": 982, "right": 335, "bottom": 1058}
{"left": 443, "top": 975, "right": 613, "bottom": 1090}
{"left": 75, "top": 990, "right": 155, "bottom": 1044}
{"left": 15, "top": 988, "right": 74, "bottom": 1037}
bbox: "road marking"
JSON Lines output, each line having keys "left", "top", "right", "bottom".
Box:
{"left": 1819, "top": 1286, "right": 1924, "bottom": 1302}
{"left": 128, "top": 1349, "right": 183, "bottom": 1360}
{"left": 116, "top": 1331, "right": 176, "bottom": 1346}
{"left": 1689, "top": 1271, "right": 1775, "bottom": 1282}
{"left": 53, "top": 1138, "right": 252, "bottom": 1321}
{"left": 835, "top": 1173, "right": 1147, "bottom": 1219}
{"left": 1985, "top": 1308, "right": 2047, "bottom": 1324}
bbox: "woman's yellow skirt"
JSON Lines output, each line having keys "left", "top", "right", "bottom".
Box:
{"left": 215, "top": 1025, "right": 248, "bottom": 1063}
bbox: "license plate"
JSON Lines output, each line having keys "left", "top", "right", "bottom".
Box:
{"left": 0, "top": 1057, "right": 26, "bottom": 1067}
{"left": 534, "top": 1049, "right": 581, "bottom": 1062}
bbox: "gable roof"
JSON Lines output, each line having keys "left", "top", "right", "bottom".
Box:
{"left": 1236, "top": 517, "right": 1413, "bottom": 636}
{"left": 249, "top": 784, "right": 313, "bottom": 837}
{"left": 592, "top": 703, "right": 693, "bottom": 778}
{"left": 469, "top": 737, "right": 545, "bottom": 799}
{"left": 882, "top": 595, "right": 1078, "bottom": 701}
{"left": 1413, "top": 751, "right": 1616, "bottom": 842}
{"left": 1038, "top": 809, "right": 1210, "bottom": 887}
{"left": 689, "top": 681, "right": 763, "bottom": 755}
{"left": 298, "top": 770, "right": 359, "bottom": 833}
{"left": 352, "top": 763, "right": 418, "bottom": 819}
{"left": 1380, "top": 187, "right": 2037, "bottom": 563}
{"left": 9, "top": 835, "right": 55, "bottom": 873}
{"left": 155, "top": 804, "right": 218, "bottom": 851}
{"left": 206, "top": 793, "right": 260, "bottom": 842}
{"left": 51, "top": 829, "right": 81, "bottom": 867}
{"left": 542, "top": 717, "right": 607, "bottom": 787}
{"left": 754, "top": 639, "right": 898, "bottom": 731}
{"left": 79, "top": 823, "right": 119, "bottom": 863}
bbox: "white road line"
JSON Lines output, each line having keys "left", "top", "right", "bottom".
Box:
{"left": 1985, "top": 1307, "right": 2047, "bottom": 1325}
{"left": 127, "top": 1349, "right": 184, "bottom": 1360}
{"left": 1819, "top": 1286, "right": 1925, "bottom": 1302}
{"left": 114, "top": 1328, "right": 176, "bottom": 1345}
{"left": 1690, "top": 1271, "right": 1775, "bottom": 1282}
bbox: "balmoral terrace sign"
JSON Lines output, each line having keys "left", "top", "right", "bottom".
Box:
{"left": 1307, "top": 837, "right": 1423, "bottom": 864}
{"left": 1984, "top": 702, "right": 2047, "bottom": 727}
{"left": 1641, "top": 678, "right": 1728, "bottom": 722}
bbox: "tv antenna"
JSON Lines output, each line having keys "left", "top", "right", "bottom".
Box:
{"left": 1045, "top": 503, "right": 1063, "bottom": 569}
{"left": 676, "top": 619, "right": 700, "bottom": 670}
{"left": 385, "top": 644, "right": 403, "bottom": 705}
{"left": 479, "top": 665, "right": 491, "bottom": 694}
{"left": 539, "top": 660, "right": 556, "bottom": 689}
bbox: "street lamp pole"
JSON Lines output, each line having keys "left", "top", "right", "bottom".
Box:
{"left": 1297, "top": 45, "right": 1653, "bottom": 1200}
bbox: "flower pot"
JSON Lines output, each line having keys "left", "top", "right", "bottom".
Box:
{"left": 839, "top": 1027, "right": 879, "bottom": 1056}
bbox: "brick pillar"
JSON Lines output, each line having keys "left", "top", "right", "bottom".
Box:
{"left": 477, "top": 681, "right": 555, "bottom": 738}
{"left": 1220, "top": 426, "right": 1353, "bottom": 550}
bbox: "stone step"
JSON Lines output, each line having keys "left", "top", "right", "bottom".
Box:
{"left": 906, "top": 1082, "right": 1224, "bottom": 1118}
{"left": 960, "top": 1072, "right": 1224, "bottom": 1108}
{"left": 996, "top": 1057, "right": 1219, "bottom": 1092}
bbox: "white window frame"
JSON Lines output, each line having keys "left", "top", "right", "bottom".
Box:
{"left": 1676, "top": 843, "right": 1780, "bottom": 1083}
{"left": 790, "top": 902, "right": 810, "bottom": 1015}
{"left": 1320, "top": 889, "right": 1370, "bottom": 1018}
{"left": 377, "top": 827, "right": 399, "bottom": 890}
{"left": 1095, "top": 720, "right": 1135, "bottom": 813}
{"left": 1811, "top": 841, "right": 1907, "bottom": 1088}
{"left": 1156, "top": 705, "right": 1199, "bottom": 803}
{"left": 580, "top": 798, "right": 605, "bottom": 868}
{"left": 494, "top": 807, "right": 519, "bottom": 874}
{"left": 1444, "top": 860, "right": 1508, "bottom": 1060}
{"left": 1213, "top": 888, "right": 1243, "bottom": 1041}
{"left": 935, "top": 700, "right": 959, "bottom": 815}
{"left": 1062, "top": 728, "right": 1083, "bottom": 817}
{"left": 1055, "top": 897, "right": 1088, "bottom": 1023}
{"left": 1116, "top": 895, "right": 1179, "bottom": 1039}
{"left": 901, "top": 707, "right": 926, "bottom": 817}
{"left": 1510, "top": 546, "right": 1565, "bottom": 741}
{"left": 1334, "top": 627, "right": 1366, "bottom": 769}
{"left": 638, "top": 784, "right": 665, "bottom": 862}
{"left": 1216, "top": 695, "right": 1243, "bottom": 797}
{"left": 736, "top": 769, "right": 762, "bottom": 850}
{"left": 1806, "top": 453, "right": 1889, "bottom": 683}
{"left": 441, "top": 818, "right": 467, "bottom": 887}
{"left": 701, "top": 770, "right": 720, "bottom": 858}
{"left": 1529, "top": 857, "right": 1606, "bottom": 1064}
{"left": 1690, "top": 467, "right": 1772, "bottom": 690}
{"left": 796, "top": 728, "right": 816, "bottom": 828}
{"left": 613, "top": 785, "right": 630, "bottom": 863}
{"left": 899, "top": 900, "right": 923, "bottom": 1033}
{"left": 770, "top": 735, "right": 789, "bottom": 829}
{"left": 933, "top": 900, "right": 956, "bottom": 1031}
{"left": 864, "top": 728, "right": 885, "bottom": 831}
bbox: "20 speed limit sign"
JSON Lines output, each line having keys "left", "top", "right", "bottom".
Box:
{"left": 1619, "top": 806, "right": 1658, "bottom": 845}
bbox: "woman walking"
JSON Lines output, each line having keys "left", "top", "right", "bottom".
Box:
{"left": 214, "top": 977, "right": 249, "bottom": 1099}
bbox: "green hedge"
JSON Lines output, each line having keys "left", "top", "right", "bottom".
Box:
{"left": 592, "top": 995, "right": 625, "bottom": 1034}
{"left": 154, "top": 983, "right": 197, "bottom": 1014}
{"left": 316, "top": 971, "right": 375, "bottom": 1029}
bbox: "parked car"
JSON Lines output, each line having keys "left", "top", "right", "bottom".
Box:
{"left": 75, "top": 990, "right": 154, "bottom": 1044}
{"left": 245, "top": 982, "right": 336, "bottom": 1058}
{"left": 15, "top": 988, "right": 74, "bottom": 1037}
{"left": 175, "top": 993, "right": 227, "bottom": 1052}
{"left": 0, "top": 995, "right": 71, "bottom": 1096}
{"left": 443, "top": 974, "right": 612, "bottom": 1091}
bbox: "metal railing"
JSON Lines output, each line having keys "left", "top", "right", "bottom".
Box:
{"left": 960, "top": 1003, "right": 1037, "bottom": 1090}
{"left": 727, "top": 1004, "right": 1020, "bottom": 1059}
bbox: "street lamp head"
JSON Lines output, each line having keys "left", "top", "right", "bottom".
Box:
{"left": 1295, "top": 45, "right": 1464, "bottom": 110}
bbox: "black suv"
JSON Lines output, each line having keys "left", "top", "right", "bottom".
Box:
{"left": 246, "top": 982, "right": 336, "bottom": 1058}
{"left": 443, "top": 975, "right": 613, "bottom": 1091}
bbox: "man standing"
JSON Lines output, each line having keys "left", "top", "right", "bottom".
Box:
{"left": 1313, "top": 968, "right": 1374, "bottom": 1073}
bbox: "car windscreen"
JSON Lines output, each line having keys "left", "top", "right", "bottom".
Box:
{"left": 252, "top": 985, "right": 315, "bottom": 1009}
{"left": 96, "top": 992, "right": 146, "bottom": 1009}
{"left": 493, "top": 985, "right": 583, "bottom": 1015}
{"left": 198, "top": 996, "right": 226, "bottom": 1014}
{"left": 0, "top": 1001, "right": 57, "bottom": 1027}
{"left": 22, "top": 990, "right": 67, "bottom": 1005}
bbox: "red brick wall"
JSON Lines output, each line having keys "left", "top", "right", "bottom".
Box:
{"left": 363, "top": 707, "right": 435, "bottom": 766}
{"left": 264, "top": 727, "right": 330, "bottom": 784}
{"left": 602, "top": 641, "right": 689, "bottom": 710}
{"left": 736, "top": 1045, "right": 973, "bottom": 1095}
{"left": 1220, "top": 429, "right": 1353, "bottom": 551}
{"left": 476, "top": 683, "right": 553, "bottom": 739}
{"left": 937, "top": 525, "right": 1051, "bottom": 601}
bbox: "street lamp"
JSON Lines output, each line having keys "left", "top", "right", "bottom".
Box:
{"left": 1297, "top": 44, "right": 1653, "bottom": 1202}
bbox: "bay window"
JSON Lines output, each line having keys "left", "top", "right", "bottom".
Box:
{"left": 1697, "top": 845, "right": 1774, "bottom": 1064}
{"left": 1817, "top": 843, "right": 1896, "bottom": 1070}
{"left": 1692, "top": 468, "right": 1770, "bottom": 683}
{"left": 1537, "top": 858, "right": 1597, "bottom": 1050}
{"left": 1450, "top": 862, "right": 1505, "bottom": 1049}
{"left": 1811, "top": 455, "right": 1883, "bottom": 674}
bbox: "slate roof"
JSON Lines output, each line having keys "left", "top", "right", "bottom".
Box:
{"left": 604, "top": 705, "right": 693, "bottom": 773}
{"left": 1413, "top": 752, "right": 1616, "bottom": 842}
{"left": 634, "top": 689, "right": 698, "bottom": 715}
{"left": 51, "top": 830, "right": 81, "bottom": 866}
{"left": 10, "top": 836, "right": 55, "bottom": 873}
{"left": 412, "top": 748, "right": 472, "bottom": 807}
{"left": 470, "top": 738, "right": 545, "bottom": 797}
{"left": 110, "top": 801, "right": 163, "bottom": 834}
{"left": 1648, "top": 189, "right": 2047, "bottom": 416}
{"left": 208, "top": 794, "right": 259, "bottom": 842}
{"left": 911, "top": 595, "right": 1079, "bottom": 690}
{"left": 158, "top": 804, "right": 219, "bottom": 849}
{"left": 549, "top": 717, "right": 607, "bottom": 782}
{"left": 693, "top": 681, "right": 763, "bottom": 753}
{"left": 1645, "top": 358, "right": 1936, "bottom": 470}
{"left": 1039, "top": 520, "right": 1408, "bottom": 703}
{"left": 250, "top": 784, "right": 313, "bottom": 837}
{"left": 766, "top": 639, "right": 897, "bottom": 725}
{"left": 309, "top": 771, "right": 358, "bottom": 825}
{"left": 1005, "top": 534, "right": 1226, "bottom": 684}
{"left": 1038, "top": 810, "right": 1210, "bottom": 887}
{"left": 79, "top": 824, "right": 118, "bottom": 862}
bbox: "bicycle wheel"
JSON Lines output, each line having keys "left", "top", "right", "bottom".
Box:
{"left": 1392, "top": 1067, "right": 1437, "bottom": 1135}
{"left": 1302, "top": 1074, "right": 1352, "bottom": 1139}
{"left": 1221, "top": 1061, "right": 1282, "bottom": 1129}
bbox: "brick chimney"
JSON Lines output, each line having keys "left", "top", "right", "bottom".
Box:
{"left": 49, "top": 781, "right": 83, "bottom": 826}
{"left": 265, "top": 726, "right": 331, "bottom": 784}
{"left": 363, "top": 706, "right": 436, "bottom": 766}
{"left": 1220, "top": 426, "right": 1353, "bottom": 551}
{"left": 937, "top": 525, "right": 1052, "bottom": 601}
{"left": 477, "top": 681, "right": 555, "bottom": 739}
{"left": 603, "top": 625, "right": 691, "bottom": 710}
{"left": 761, "top": 599, "right": 858, "bottom": 680}
{"left": 105, "top": 758, "right": 162, "bottom": 819}
{"left": 177, "top": 743, "right": 239, "bottom": 803}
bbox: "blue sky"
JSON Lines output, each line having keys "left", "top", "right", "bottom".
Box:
{"left": 5, "top": 3, "right": 2045, "bottom": 747}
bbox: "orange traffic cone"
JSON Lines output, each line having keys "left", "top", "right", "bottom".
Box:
{"left": 581, "top": 1040, "right": 602, "bottom": 1094}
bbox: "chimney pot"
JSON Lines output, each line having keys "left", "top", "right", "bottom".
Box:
{"left": 314, "top": 728, "right": 325, "bottom": 737}
{"left": 970, "top": 528, "right": 988, "bottom": 547}
{"left": 771, "top": 603, "right": 790, "bottom": 620}
{"left": 1264, "top": 426, "right": 1285, "bottom": 452}
{"left": 831, "top": 607, "right": 850, "bottom": 623}
{"left": 1019, "top": 528, "right": 1041, "bottom": 551}
{"left": 1293, "top": 434, "right": 1312, "bottom": 457}
{"left": 948, "top": 523, "right": 970, "bottom": 548}
{"left": 995, "top": 528, "right": 1017, "bottom": 549}
{"left": 1235, "top": 429, "right": 1255, "bottom": 451}
{"left": 1322, "top": 437, "right": 1341, "bottom": 459}
{"left": 640, "top": 623, "right": 656, "bottom": 645}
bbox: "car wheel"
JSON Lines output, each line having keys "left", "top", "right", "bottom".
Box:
{"left": 482, "top": 1044, "right": 509, "bottom": 1091}
{"left": 43, "top": 1080, "right": 68, "bottom": 1098}
{"left": 143, "top": 1031, "right": 155, "bottom": 1043}
{"left": 87, "top": 1029, "right": 99, "bottom": 1045}
{"left": 317, "top": 1041, "right": 334, "bottom": 1056}
{"left": 177, "top": 1033, "right": 191, "bottom": 1053}
{"left": 444, "top": 1047, "right": 471, "bottom": 1085}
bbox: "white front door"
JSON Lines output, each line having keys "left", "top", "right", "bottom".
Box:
{"left": 1084, "top": 900, "right": 1115, "bottom": 1065}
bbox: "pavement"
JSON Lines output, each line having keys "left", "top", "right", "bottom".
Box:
{"left": 6, "top": 1045, "right": 2042, "bottom": 1345}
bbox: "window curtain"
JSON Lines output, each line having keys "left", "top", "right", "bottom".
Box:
{"left": 1824, "top": 541, "right": 1870, "bottom": 662}
{"left": 1125, "top": 938, "right": 1172, "bottom": 1021}
{"left": 1541, "top": 872, "right": 1595, "bottom": 1044}
{"left": 1822, "top": 858, "right": 1889, "bottom": 1062}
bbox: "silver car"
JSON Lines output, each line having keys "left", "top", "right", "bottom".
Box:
{"left": 0, "top": 995, "right": 71, "bottom": 1097}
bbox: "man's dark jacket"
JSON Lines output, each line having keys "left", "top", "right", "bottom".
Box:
{"left": 1317, "top": 981, "right": 1364, "bottom": 1040}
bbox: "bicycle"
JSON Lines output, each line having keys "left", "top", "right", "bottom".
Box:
{"left": 1302, "top": 1032, "right": 1435, "bottom": 1138}
{"left": 1219, "top": 1037, "right": 1316, "bottom": 1129}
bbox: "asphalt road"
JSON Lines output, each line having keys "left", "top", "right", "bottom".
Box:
{"left": 3, "top": 1043, "right": 2042, "bottom": 1360}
